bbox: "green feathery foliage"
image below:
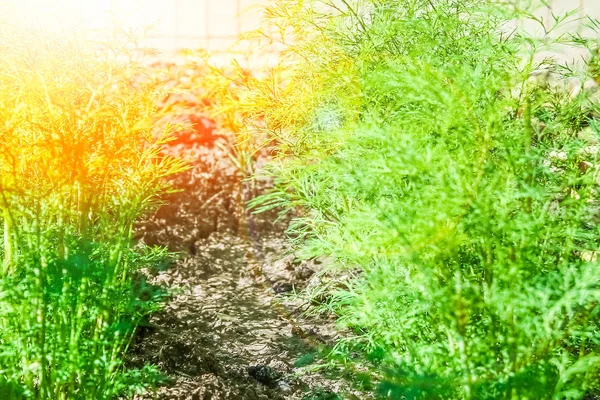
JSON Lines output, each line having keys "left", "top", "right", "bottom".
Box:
{"left": 217, "top": 0, "right": 600, "bottom": 398}
{"left": 0, "top": 30, "right": 185, "bottom": 399}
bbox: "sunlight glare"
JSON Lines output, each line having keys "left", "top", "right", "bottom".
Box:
{"left": 1, "top": 0, "right": 158, "bottom": 37}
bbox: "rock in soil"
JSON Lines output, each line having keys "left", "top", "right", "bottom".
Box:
{"left": 247, "top": 365, "right": 281, "bottom": 386}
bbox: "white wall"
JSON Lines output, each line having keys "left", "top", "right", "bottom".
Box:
{"left": 0, "top": 0, "right": 269, "bottom": 53}
{"left": 1, "top": 0, "right": 599, "bottom": 55}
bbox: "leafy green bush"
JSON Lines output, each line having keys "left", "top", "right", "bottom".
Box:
{"left": 0, "top": 31, "right": 184, "bottom": 398}
{"left": 224, "top": 0, "right": 600, "bottom": 398}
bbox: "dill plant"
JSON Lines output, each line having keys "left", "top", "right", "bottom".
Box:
{"left": 0, "top": 30, "right": 185, "bottom": 398}
{"left": 219, "top": 0, "right": 600, "bottom": 398}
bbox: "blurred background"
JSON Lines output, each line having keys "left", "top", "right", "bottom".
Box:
{"left": 1, "top": 0, "right": 600, "bottom": 62}
{"left": 0, "top": 0, "right": 271, "bottom": 60}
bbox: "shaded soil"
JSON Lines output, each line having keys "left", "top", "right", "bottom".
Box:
{"left": 130, "top": 121, "right": 366, "bottom": 399}
{"left": 129, "top": 233, "right": 345, "bottom": 400}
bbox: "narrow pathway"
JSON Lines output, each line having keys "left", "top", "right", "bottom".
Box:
{"left": 130, "top": 232, "right": 344, "bottom": 400}
{"left": 128, "top": 134, "right": 363, "bottom": 399}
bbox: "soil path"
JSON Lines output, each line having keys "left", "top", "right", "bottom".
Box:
{"left": 134, "top": 234, "right": 304, "bottom": 399}
{"left": 129, "top": 141, "right": 349, "bottom": 399}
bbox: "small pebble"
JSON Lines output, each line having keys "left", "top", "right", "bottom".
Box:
{"left": 273, "top": 281, "right": 294, "bottom": 294}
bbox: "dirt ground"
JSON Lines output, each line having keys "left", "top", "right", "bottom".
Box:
{"left": 128, "top": 125, "right": 367, "bottom": 400}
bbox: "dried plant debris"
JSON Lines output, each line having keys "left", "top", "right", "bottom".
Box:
{"left": 131, "top": 114, "right": 365, "bottom": 399}
{"left": 129, "top": 233, "right": 367, "bottom": 400}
